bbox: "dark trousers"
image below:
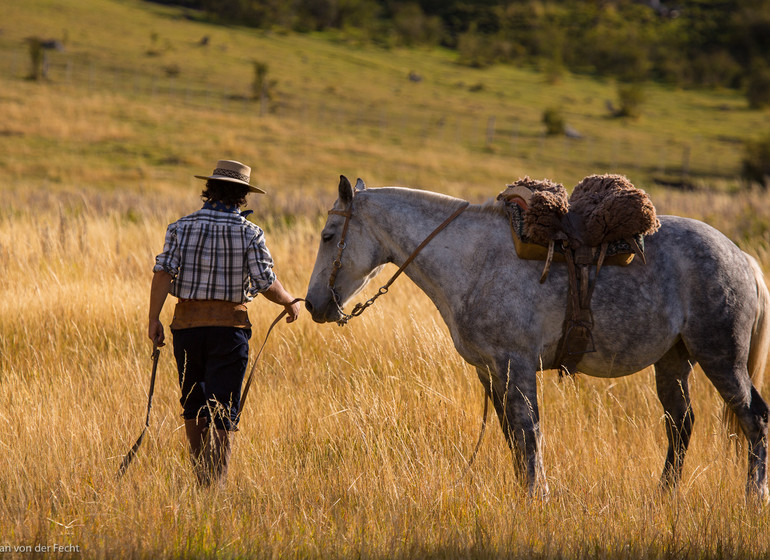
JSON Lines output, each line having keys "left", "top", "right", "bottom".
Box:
{"left": 172, "top": 326, "right": 251, "bottom": 431}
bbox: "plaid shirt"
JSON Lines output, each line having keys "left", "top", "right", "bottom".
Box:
{"left": 153, "top": 205, "right": 276, "bottom": 303}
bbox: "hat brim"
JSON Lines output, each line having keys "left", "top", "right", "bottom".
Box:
{"left": 194, "top": 174, "right": 266, "bottom": 194}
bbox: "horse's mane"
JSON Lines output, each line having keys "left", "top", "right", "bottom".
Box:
{"left": 371, "top": 186, "right": 461, "bottom": 206}
{"left": 369, "top": 186, "right": 507, "bottom": 218}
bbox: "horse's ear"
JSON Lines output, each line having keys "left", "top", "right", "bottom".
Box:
{"left": 354, "top": 178, "right": 366, "bottom": 192}
{"left": 339, "top": 175, "right": 354, "bottom": 205}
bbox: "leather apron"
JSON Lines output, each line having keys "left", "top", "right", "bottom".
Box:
{"left": 170, "top": 300, "right": 251, "bottom": 329}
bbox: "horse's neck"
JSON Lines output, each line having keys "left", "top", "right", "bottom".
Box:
{"left": 360, "top": 188, "right": 469, "bottom": 261}
{"left": 358, "top": 188, "right": 492, "bottom": 318}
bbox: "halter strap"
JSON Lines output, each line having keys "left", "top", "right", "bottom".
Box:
{"left": 327, "top": 208, "right": 353, "bottom": 289}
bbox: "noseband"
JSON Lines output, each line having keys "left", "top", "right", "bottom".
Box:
{"left": 326, "top": 199, "right": 470, "bottom": 326}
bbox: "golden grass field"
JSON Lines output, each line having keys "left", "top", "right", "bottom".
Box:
{"left": 2, "top": 0, "right": 770, "bottom": 558}
{"left": 3, "top": 183, "right": 770, "bottom": 559}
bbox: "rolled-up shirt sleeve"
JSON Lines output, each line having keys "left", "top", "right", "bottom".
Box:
{"left": 153, "top": 223, "right": 181, "bottom": 277}
{"left": 245, "top": 229, "right": 276, "bottom": 298}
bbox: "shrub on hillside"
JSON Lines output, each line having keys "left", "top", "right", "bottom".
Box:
{"left": 614, "top": 83, "right": 645, "bottom": 118}
{"left": 542, "top": 107, "right": 565, "bottom": 135}
{"left": 252, "top": 60, "right": 277, "bottom": 114}
{"left": 741, "top": 133, "right": 770, "bottom": 188}
{"left": 746, "top": 62, "right": 770, "bottom": 109}
{"left": 456, "top": 25, "right": 494, "bottom": 68}
{"left": 25, "top": 38, "right": 44, "bottom": 80}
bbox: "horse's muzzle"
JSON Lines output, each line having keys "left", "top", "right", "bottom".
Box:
{"left": 304, "top": 297, "right": 342, "bottom": 324}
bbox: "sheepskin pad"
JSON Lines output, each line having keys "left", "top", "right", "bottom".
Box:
{"left": 502, "top": 174, "right": 660, "bottom": 249}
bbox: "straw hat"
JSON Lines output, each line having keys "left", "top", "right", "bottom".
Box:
{"left": 194, "top": 160, "right": 266, "bottom": 194}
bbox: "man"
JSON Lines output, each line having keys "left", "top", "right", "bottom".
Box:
{"left": 148, "top": 159, "right": 301, "bottom": 486}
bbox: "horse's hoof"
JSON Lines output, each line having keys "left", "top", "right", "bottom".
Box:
{"left": 746, "top": 484, "right": 769, "bottom": 506}
{"left": 528, "top": 483, "right": 550, "bottom": 503}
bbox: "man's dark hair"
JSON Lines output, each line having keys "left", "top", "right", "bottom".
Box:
{"left": 201, "top": 179, "right": 250, "bottom": 207}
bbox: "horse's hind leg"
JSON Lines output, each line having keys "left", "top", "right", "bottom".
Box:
{"left": 654, "top": 341, "right": 695, "bottom": 490}
{"left": 699, "top": 358, "right": 769, "bottom": 502}
{"left": 744, "top": 385, "right": 769, "bottom": 502}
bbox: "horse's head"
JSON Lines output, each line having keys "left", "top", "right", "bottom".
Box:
{"left": 305, "top": 175, "right": 387, "bottom": 323}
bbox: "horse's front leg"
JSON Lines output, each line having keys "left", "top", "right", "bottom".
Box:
{"left": 478, "top": 360, "right": 548, "bottom": 498}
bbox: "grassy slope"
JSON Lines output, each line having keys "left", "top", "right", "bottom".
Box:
{"left": 2, "top": 0, "right": 769, "bottom": 198}
{"left": 2, "top": 1, "right": 770, "bottom": 558}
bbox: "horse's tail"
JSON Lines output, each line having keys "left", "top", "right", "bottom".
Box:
{"left": 724, "top": 252, "right": 770, "bottom": 443}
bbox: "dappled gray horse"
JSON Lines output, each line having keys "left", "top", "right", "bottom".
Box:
{"left": 305, "top": 176, "right": 770, "bottom": 502}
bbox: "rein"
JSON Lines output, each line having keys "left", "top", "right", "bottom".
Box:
{"left": 327, "top": 200, "right": 470, "bottom": 326}
{"left": 240, "top": 297, "right": 305, "bottom": 412}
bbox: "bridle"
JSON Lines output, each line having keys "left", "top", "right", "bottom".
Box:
{"left": 326, "top": 198, "right": 470, "bottom": 326}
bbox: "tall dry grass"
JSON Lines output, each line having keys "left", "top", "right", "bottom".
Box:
{"left": 2, "top": 185, "right": 770, "bottom": 558}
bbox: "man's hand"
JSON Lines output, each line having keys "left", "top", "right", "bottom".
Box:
{"left": 148, "top": 318, "right": 165, "bottom": 347}
{"left": 284, "top": 299, "right": 302, "bottom": 323}
{"left": 262, "top": 279, "right": 302, "bottom": 323}
{"left": 148, "top": 271, "right": 173, "bottom": 347}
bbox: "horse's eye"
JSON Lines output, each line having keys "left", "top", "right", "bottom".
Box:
{"left": 322, "top": 232, "right": 334, "bottom": 243}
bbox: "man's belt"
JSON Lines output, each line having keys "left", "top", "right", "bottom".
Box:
{"left": 170, "top": 300, "right": 251, "bottom": 329}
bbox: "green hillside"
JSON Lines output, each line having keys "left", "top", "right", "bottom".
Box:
{"left": 2, "top": 0, "right": 769, "bottom": 205}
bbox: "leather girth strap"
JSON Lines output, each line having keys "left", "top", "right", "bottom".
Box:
{"left": 552, "top": 219, "right": 598, "bottom": 376}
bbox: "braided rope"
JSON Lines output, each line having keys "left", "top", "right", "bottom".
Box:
{"left": 213, "top": 168, "right": 250, "bottom": 183}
